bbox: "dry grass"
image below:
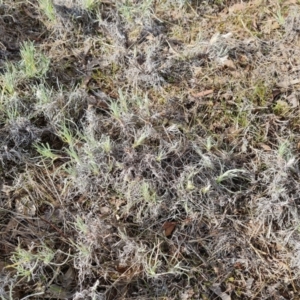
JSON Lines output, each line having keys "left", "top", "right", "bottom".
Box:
{"left": 1, "top": 0, "right": 300, "bottom": 299}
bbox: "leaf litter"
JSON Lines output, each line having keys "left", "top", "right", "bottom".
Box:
{"left": 1, "top": 0, "right": 300, "bottom": 299}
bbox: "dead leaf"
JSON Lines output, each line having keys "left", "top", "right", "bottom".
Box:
{"left": 60, "top": 267, "right": 75, "bottom": 288}
{"left": 246, "top": 277, "right": 254, "bottom": 291}
{"left": 45, "top": 284, "right": 74, "bottom": 299}
{"left": 87, "top": 96, "right": 109, "bottom": 110}
{"left": 180, "top": 288, "right": 195, "bottom": 300}
{"left": 193, "top": 66, "right": 203, "bottom": 76}
{"left": 262, "top": 19, "right": 273, "bottom": 34}
{"left": 229, "top": 2, "right": 247, "bottom": 13}
{"left": 15, "top": 195, "right": 36, "bottom": 216}
{"left": 277, "top": 78, "right": 300, "bottom": 88}
{"left": 100, "top": 206, "right": 110, "bottom": 215}
{"left": 182, "top": 217, "right": 193, "bottom": 226}
{"left": 230, "top": 71, "right": 242, "bottom": 78}
{"left": 286, "top": 92, "right": 299, "bottom": 108}
{"left": 209, "top": 32, "right": 221, "bottom": 45}
{"left": 252, "top": 17, "right": 258, "bottom": 30}
{"left": 221, "top": 91, "right": 233, "bottom": 100}
{"left": 272, "top": 89, "right": 282, "bottom": 99}
{"left": 0, "top": 260, "right": 5, "bottom": 271}
{"left": 271, "top": 21, "right": 280, "bottom": 30}
{"left": 291, "top": 66, "right": 300, "bottom": 72}
{"left": 192, "top": 90, "right": 214, "bottom": 98}
{"left": 146, "top": 33, "right": 155, "bottom": 41}
{"left": 283, "top": 0, "right": 297, "bottom": 4}
{"left": 111, "top": 197, "right": 126, "bottom": 210}
{"left": 259, "top": 143, "right": 272, "bottom": 151}
{"left": 209, "top": 283, "right": 231, "bottom": 300}
{"left": 238, "top": 54, "right": 248, "bottom": 64}
{"left": 116, "top": 264, "right": 130, "bottom": 274}
{"left": 162, "top": 222, "right": 177, "bottom": 237}
{"left": 223, "top": 59, "right": 236, "bottom": 70}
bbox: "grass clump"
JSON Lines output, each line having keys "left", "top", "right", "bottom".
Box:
{"left": 20, "top": 41, "right": 50, "bottom": 78}
{"left": 1, "top": 63, "right": 18, "bottom": 95}
{"left": 38, "top": 0, "right": 56, "bottom": 23}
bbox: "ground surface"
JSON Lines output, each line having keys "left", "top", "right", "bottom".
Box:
{"left": 1, "top": 0, "right": 300, "bottom": 299}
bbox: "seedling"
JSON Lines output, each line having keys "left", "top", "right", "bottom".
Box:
{"left": 109, "top": 101, "right": 122, "bottom": 121}
{"left": 34, "top": 142, "right": 61, "bottom": 163}
{"left": 132, "top": 127, "right": 151, "bottom": 148}
{"left": 156, "top": 149, "right": 167, "bottom": 162}
{"left": 100, "top": 135, "right": 112, "bottom": 154}
{"left": 35, "top": 84, "right": 53, "bottom": 105}
{"left": 74, "top": 216, "right": 88, "bottom": 235}
{"left": 216, "top": 169, "right": 248, "bottom": 184}
{"left": 141, "top": 182, "right": 156, "bottom": 203}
